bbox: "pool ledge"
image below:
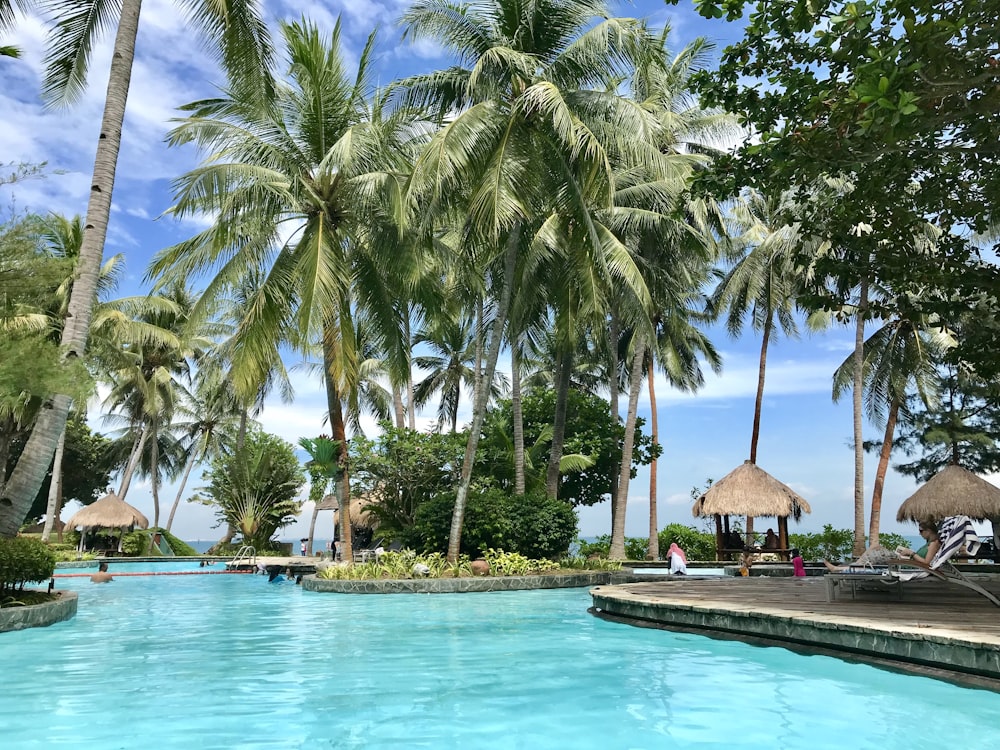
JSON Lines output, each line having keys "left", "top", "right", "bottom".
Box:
{"left": 590, "top": 578, "right": 1000, "bottom": 689}
{"left": 0, "top": 591, "right": 77, "bottom": 633}
{"left": 302, "top": 570, "right": 682, "bottom": 594}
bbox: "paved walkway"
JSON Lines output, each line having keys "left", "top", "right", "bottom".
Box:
{"left": 590, "top": 575, "right": 1000, "bottom": 690}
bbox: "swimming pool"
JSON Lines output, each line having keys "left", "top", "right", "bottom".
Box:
{"left": 3, "top": 562, "right": 999, "bottom": 748}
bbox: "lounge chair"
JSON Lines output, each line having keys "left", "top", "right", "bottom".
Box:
{"left": 825, "top": 515, "right": 1000, "bottom": 607}
{"left": 353, "top": 538, "right": 385, "bottom": 563}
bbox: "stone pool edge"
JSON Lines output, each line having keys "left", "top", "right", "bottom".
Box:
{"left": 589, "top": 584, "right": 1000, "bottom": 690}
{"left": 0, "top": 591, "right": 77, "bottom": 633}
{"left": 301, "top": 570, "right": 690, "bottom": 594}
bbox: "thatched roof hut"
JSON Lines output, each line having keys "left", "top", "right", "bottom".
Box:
{"left": 691, "top": 461, "right": 812, "bottom": 520}
{"left": 691, "top": 461, "right": 811, "bottom": 560}
{"left": 896, "top": 464, "right": 1000, "bottom": 523}
{"left": 318, "top": 494, "right": 375, "bottom": 528}
{"left": 65, "top": 493, "right": 149, "bottom": 530}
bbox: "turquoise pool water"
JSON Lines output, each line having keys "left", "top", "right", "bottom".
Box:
{"left": 3, "top": 562, "right": 1000, "bottom": 749}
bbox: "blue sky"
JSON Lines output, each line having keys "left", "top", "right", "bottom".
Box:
{"left": 4, "top": 0, "right": 977, "bottom": 545}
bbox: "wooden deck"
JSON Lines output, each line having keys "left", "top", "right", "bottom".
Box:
{"left": 590, "top": 575, "right": 1000, "bottom": 690}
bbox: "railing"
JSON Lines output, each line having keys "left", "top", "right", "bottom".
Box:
{"left": 228, "top": 545, "right": 257, "bottom": 570}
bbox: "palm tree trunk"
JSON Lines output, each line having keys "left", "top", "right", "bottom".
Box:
{"left": 166, "top": 451, "right": 197, "bottom": 532}
{"left": 511, "top": 342, "right": 525, "bottom": 495}
{"left": 150, "top": 419, "right": 160, "bottom": 528}
{"left": 0, "top": 0, "right": 142, "bottom": 538}
{"left": 41, "top": 427, "right": 67, "bottom": 543}
{"left": 407, "top": 365, "right": 416, "bottom": 431}
{"left": 306, "top": 500, "right": 320, "bottom": 560}
{"left": 0, "top": 420, "right": 15, "bottom": 499}
{"left": 852, "top": 273, "right": 868, "bottom": 555}
{"left": 745, "top": 315, "right": 772, "bottom": 543}
{"left": 607, "top": 314, "right": 621, "bottom": 532}
{"left": 868, "top": 397, "right": 899, "bottom": 547}
{"left": 448, "top": 229, "right": 518, "bottom": 562}
{"left": 472, "top": 297, "right": 485, "bottom": 421}
{"left": 392, "top": 386, "right": 405, "bottom": 429}
{"left": 545, "top": 346, "right": 573, "bottom": 500}
{"left": 610, "top": 341, "right": 646, "bottom": 559}
{"left": 323, "top": 329, "right": 353, "bottom": 564}
{"left": 646, "top": 357, "right": 659, "bottom": 560}
{"left": 117, "top": 423, "right": 149, "bottom": 500}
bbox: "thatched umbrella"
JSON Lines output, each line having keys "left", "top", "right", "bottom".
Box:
{"left": 65, "top": 493, "right": 149, "bottom": 554}
{"left": 691, "top": 461, "right": 812, "bottom": 559}
{"left": 332, "top": 495, "right": 375, "bottom": 529}
{"left": 896, "top": 464, "right": 1000, "bottom": 523}
{"left": 312, "top": 494, "right": 377, "bottom": 555}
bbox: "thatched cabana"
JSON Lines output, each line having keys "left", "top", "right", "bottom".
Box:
{"left": 896, "top": 464, "right": 1000, "bottom": 524}
{"left": 65, "top": 493, "right": 149, "bottom": 554}
{"left": 691, "top": 461, "right": 812, "bottom": 560}
{"left": 316, "top": 494, "right": 375, "bottom": 528}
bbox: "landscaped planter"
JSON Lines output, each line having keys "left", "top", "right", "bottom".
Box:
{"left": 302, "top": 571, "right": 670, "bottom": 594}
{"left": 0, "top": 591, "right": 77, "bottom": 633}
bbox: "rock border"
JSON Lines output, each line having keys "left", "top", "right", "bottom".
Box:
{"left": 0, "top": 591, "right": 78, "bottom": 633}
{"left": 302, "top": 570, "right": 700, "bottom": 594}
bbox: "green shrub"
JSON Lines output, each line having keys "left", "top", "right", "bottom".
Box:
{"left": 624, "top": 537, "right": 648, "bottom": 560}
{"left": 789, "top": 525, "right": 855, "bottom": 561}
{"left": 121, "top": 531, "right": 147, "bottom": 556}
{"left": 505, "top": 491, "right": 578, "bottom": 559}
{"left": 482, "top": 548, "right": 556, "bottom": 575}
{"left": 0, "top": 536, "right": 57, "bottom": 593}
{"left": 411, "top": 487, "right": 514, "bottom": 556}
{"left": 657, "top": 524, "right": 717, "bottom": 561}
{"left": 576, "top": 535, "right": 611, "bottom": 558}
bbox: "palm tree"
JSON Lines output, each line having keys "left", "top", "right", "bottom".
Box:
{"left": 606, "top": 30, "right": 734, "bottom": 559}
{"left": 833, "top": 309, "right": 952, "bottom": 546}
{"left": 708, "top": 189, "right": 808, "bottom": 544}
{"left": 299, "top": 435, "right": 340, "bottom": 560}
{"left": 414, "top": 313, "right": 510, "bottom": 432}
{"left": 149, "top": 20, "right": 427, "bottom": 562}
{"left": 164, "top": 364, "right": 242, "bottom": 532}
{"left": 400, "top": 0, "right": 673, "bottom": 559}
{"left": 93, "top": 285, "right": 211, "bottom": 527}
{"left": 0, "top": 0, "right": 273, "bottom": 537}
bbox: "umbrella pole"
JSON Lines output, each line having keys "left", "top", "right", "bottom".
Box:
{"left": 714, "top": 515, "right": 723, "bottom": 562}
{"left": 778, "top": 516, "right": 789, "bottom": 560}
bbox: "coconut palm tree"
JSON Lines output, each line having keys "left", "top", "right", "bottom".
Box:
{"left": 398, "top": 0, "right": 665, "bottom": 560}
{"left": 605, "top": 29, "right": 734, "bottom": 559}
{"left": 832, "top": 309, "right": 953, "bottom": 546}
{"left": 0, "top": 0, "right": 273, "bottom": 537}
{"left": 298, "top": 435, "right": 340, "bottom": 561}
{"left": 708, "top": 189, "right": 809, "bottom": 544}
{"left": 93, "top": 284, "right": 212, "bottom": 527}
{"left": 414, "top": 313, "right": 510, "bottom": 432}
{"left": 149, "top": 20, "right": 428, "bottom": 562}
{"left": 164, "top": 364, "right": 242, "bottom": 532}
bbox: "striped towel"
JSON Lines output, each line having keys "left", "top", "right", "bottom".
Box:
{"left": 930, "top": 515, "right": 981, "bottom": 569}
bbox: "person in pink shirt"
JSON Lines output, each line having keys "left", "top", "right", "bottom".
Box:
{"left": 667, "top": 543, "right": 687, "bottom": 575}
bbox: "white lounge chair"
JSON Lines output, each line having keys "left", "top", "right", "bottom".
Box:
{"left": 826, "top": 515, "right": 1000, "bottom": 607}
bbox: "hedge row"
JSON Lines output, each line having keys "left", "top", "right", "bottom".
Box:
{"left": 0, "top": 536, "right": 57, "bottom": 593}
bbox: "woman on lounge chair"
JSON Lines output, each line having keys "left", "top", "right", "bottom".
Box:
{"left": 823, "top": 520, "right": 940, "bottom": 573}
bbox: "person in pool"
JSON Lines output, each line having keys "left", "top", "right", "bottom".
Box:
{"left": 823, "top": 520, "right": 940, "bottom": 572}
{"left": 90, "top": 561, "right": 113, "bottom": 583}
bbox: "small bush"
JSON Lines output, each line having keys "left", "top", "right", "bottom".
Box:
{"left": 0, "top": 536, "right": 57, "bottom": 593}
{"left": 657, "top": 524, "right": 717, "bottom": 561}
{"left": 411, "top": 487, "right": 514, "bottom": 556}
{"left": 506, "top": 491, "right": 578, "bottom": 559}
